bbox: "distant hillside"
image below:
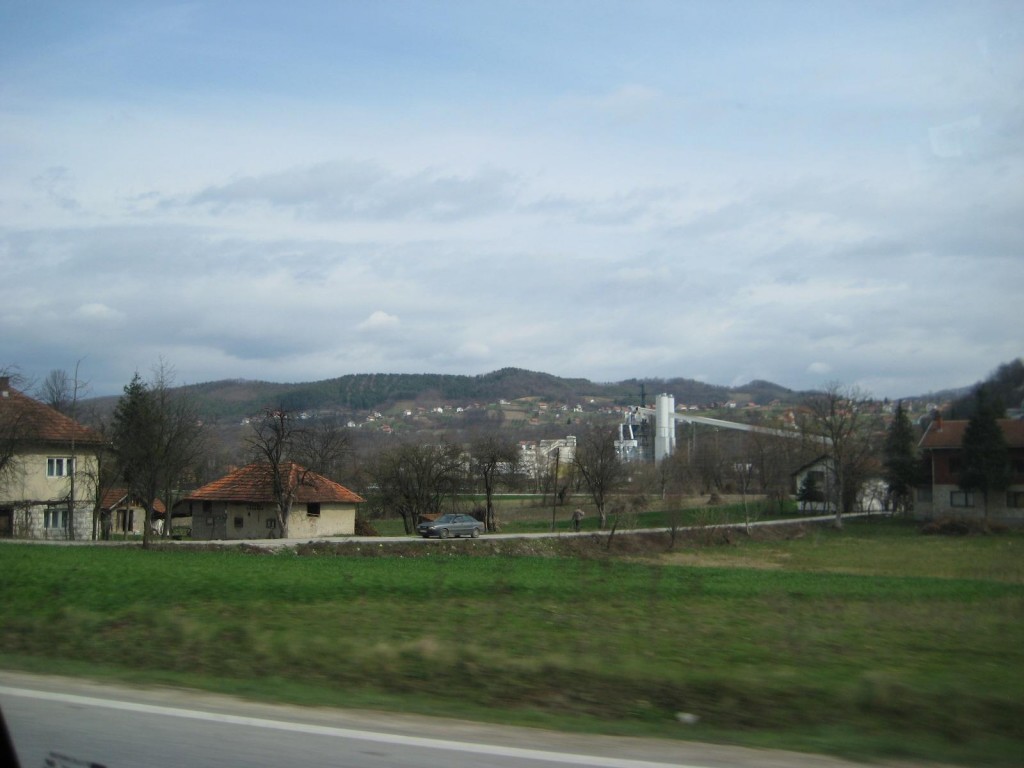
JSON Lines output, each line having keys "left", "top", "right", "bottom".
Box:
{"left": 83, "top": 368, "right": 804, "bottom": 423}
{"left": 948, "top": 358, "right": 1024, "bottom": 418}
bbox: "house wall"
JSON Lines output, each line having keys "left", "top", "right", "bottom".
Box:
{"left": 188, "top": 500, "right": 357, "bottom": 540}
{"left": 0, "top": 446, "right": 101, "bottom": 539}
{"left": 288, "top": 503, "right": 356, "bottom": 538}
{"left": 110, "top": 504, "right": 151, "bottom": 536}
{"left": 915, "top": 482, "right": 1024, "bottom": 525}
{"left": 915, "top": 445, "right": 1024, "bottom": 526}
{"left": 188, "top": 500, "right": 231, "bottom": 540}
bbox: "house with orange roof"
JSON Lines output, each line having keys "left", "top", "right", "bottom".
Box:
{"left": 180, "top": 460, "right": 364, "bottom": 539}
{"left": 0, "top": 376, "right": 106, "bottom": 539}
{"left": 916, "top": 418, "right": 1024, "bottom": 525}
{"left": 99, "top": 487, "right": 168, "bottom": 537}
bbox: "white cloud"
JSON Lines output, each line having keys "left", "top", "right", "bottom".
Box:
{"left": 453, "top": 341, "right": 490, "bottom": 360}
{"left": 1, "top": 2, "right": 1020, "bottom": 399}
{"left": 75, "top": 303, "right": 124, "bottom": 322}
{"left": 356, "top": 311, "right": 400, "bottom": 332}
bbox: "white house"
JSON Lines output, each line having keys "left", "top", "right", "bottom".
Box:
{"left": 0, "top": 377, "right": 105, "bottom": 539}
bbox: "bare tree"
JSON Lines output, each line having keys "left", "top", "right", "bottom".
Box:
{"left": 572, "top": 424, "right": 626, "bottom": 529}
{"left": 746, "top": 426, "right": 809, "bottom": 514}
{"left": 367, "top": 440, "right": 464, "bottom": 534}
{"left": 247, "top": 407, "right": 310, "bottom": 538}
{"left": 151, "top": 365, "right": 205, "bottom": 538}
{"left": 800, "top": 383, "right": 881, "bottom": 528}
{"left": 292, "top": 416, "right": 352, "bottom": 480}
{"left": 63, "top": 361, "right": 89, "bottom": 539}
{"left": 469, "top": 432, "right": 519, "bottom": 532}
{"left": 40, "top": 369, "right": 72, "bottom": 414}
{"left": 691, "top": 426, "right": 731, "bottom": 494}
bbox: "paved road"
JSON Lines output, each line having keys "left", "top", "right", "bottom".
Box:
{"left": 0, "top": 512, "right": 877, "bottom": 550}
{"left": 188, "top": 512, "right": 874, "bottom": 549}
{"left": 1, "top": 672, "right": 899, "bottom": 768}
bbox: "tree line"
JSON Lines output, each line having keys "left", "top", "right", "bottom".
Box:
{"left": 8, "top": 358, "right": 1017, "bottom": 543}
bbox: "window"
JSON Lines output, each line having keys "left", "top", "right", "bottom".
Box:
{"left": 306, "top": 502, "right": 321, "bottom": 517}
{"left": 916, "top": 488, "right": 933, "bottom": 503}
{"left": 266, "top": 519, "right": 277, "bottom": 529}
{"left": 202, "top": 501, "right": 213, "bottom": 513}
{"left": 246, "top": 503, "right": 263, "bottom": 511}
{"left": 1007, "top": 491, "right": 1024, "bottom": 509}
{"left": 46, "top": 457, "right": 74, "bottom": 477}
{"left": 950, "top": 491, "right": 974, "bottom": 508}
{"left": 44, "top": 507, "right": 66, "bottom": 530}
{"left": 233, "top": 516, "right": 243, "bottom": 529}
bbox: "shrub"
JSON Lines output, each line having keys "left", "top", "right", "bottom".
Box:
{"left": 354, "top": 515, "right": 380, "bottom": 536}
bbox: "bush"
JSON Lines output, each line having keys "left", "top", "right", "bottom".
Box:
{"left": 920, "top": 517, "right": 1008, "bottom": 536}
{"left": 354, "top": 515, "right": 380, "bottom": 536}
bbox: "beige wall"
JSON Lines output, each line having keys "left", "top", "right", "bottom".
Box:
{"left": 915, "top": 483, "right": 1024, "bottom": 525}
{"left": 0, "top": 447, "right": 99, "bottom": 506}
{"left": 0, "top": 445, "right": 100, "bottom": 540}
{"left": 189, "top": 500, "right": 357, "bottom": 540}
{"left": 288, "top": 503, "right": 356, "bottom": 538}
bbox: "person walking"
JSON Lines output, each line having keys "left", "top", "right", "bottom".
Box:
{"left": 571, "top": 507, "right": 584, "bottom": 532}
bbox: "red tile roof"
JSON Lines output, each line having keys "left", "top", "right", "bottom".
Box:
{"left": 920, "top": 419, "right": 1024, "bottom": 450}
{"left": 184, "top": 461, "right": 365, "bottom": 504}
{"left": 100, "top": 488, "right": 166, "bottom": 515}
{"left": 0, "top": 384, "right": 105, "bottom": 446}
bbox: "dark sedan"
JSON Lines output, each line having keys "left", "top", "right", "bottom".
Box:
{"left": 416, "top": 514, "right": 483, "bottom": 539}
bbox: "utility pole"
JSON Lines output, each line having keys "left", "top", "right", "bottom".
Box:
{"left": 550, "top": 448, "right": 560, "bottom": 532}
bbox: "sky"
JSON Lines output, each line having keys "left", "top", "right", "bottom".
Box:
{"left": 1, "top": 1, "right": 1021, "bottom": 399}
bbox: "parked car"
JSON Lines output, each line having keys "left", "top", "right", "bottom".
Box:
{"left": 417, "top": 513, "right": 483, "bottom": 539}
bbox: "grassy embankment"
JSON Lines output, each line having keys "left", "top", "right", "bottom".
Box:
{"left": 1, "top": 518, "right": 1021, "bottom": 766}
{"left": 370, "top": 494, "right": 785, "bottom": 536}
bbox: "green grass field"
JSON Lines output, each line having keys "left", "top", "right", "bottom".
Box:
{"left": 1, "top": 517, "right": 1022, "bottom": 766}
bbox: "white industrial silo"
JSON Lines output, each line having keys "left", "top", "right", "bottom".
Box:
{"left": 654, "top": 393, "right": 676, "bottom": 462}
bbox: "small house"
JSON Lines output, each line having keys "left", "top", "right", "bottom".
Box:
{"left": 181, "top": 461, "right": 364, "bottom": 540}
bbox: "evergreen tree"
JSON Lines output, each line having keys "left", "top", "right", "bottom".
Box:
{"left": 960, "top": 386, "right": 1010, "bottom": 521}
{"left": 796, "top": 472, "right": 823, "bottom": 512}
{"left": 111, "top": 374, "right": 161, "bottom": 546}
{"left": 112, "top": 366, "right": 205, "bottom": 546}
{"left": 883, "top": 401, "right": 917, "bottom": 515}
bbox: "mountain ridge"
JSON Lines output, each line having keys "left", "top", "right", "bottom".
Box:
{"left": 81, "top": 363, "right": 1005, "bottom": 423}
{"left": 84, "top": 368, "right": 805, "bottom": 422}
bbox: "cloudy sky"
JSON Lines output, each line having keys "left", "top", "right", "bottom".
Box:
{"left": 1, "top": 1, "right": 1021, "bottom": 399}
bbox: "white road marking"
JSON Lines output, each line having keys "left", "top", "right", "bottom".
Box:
{"left": 0, "top": 685, "right": 700, "bottom": 768}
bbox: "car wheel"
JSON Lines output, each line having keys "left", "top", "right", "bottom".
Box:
{"left": 471, "top": 528, "right": 480, "bottom": 538}
{"left": 439, "top": 528, "right": 449, "bottom": 539}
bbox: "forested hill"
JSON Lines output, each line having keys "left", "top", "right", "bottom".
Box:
{"left": 949, "top": 359, "right": 1024, "bottom": 418}
{"left": 102, "top": 368, "right": 801, "bottom": 422}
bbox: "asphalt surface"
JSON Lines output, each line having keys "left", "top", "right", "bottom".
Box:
{"left": 1, "top": 671, "right": 911, "bottom": 768}
{"left": 0, "top": 512, "right": 869, "bottom": 549}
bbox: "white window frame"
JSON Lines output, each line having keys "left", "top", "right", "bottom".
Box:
{"left": 46, "top": 457, "right": 75, "bottom": 478}
{"left": 950, "top": 490, "right": 975, "bottom": 508}
{"left": 44, "top": 507, "right": 67, "bottom": 530}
